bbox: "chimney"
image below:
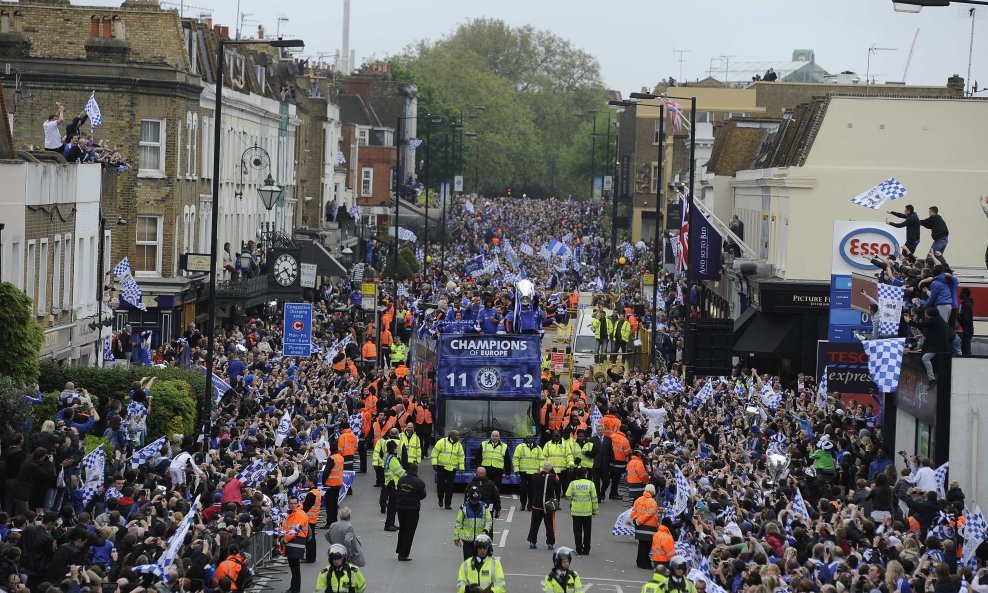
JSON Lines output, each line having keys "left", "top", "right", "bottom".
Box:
{"left": 202, "top": 15, "right": 213, "bottom": 28}
{"left": 947, "top": 74, "right": 965, "bottom": 94}
{"left": 214, "top": 24, "right": 229, "bottom": 39}
{"left": 257, "top": 24, "right": 264, "bottom": 39}
{"left": 345, "top": 77, "right": 372, "bottom": 106}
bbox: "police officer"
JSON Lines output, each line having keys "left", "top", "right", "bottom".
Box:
{"left": 383, "top": 439, "right": 405, "bottom": 532}
{"left": 432, "top": 430, "right": 465, "bottom": 509}
{"left": 512, "top": 433, "right": 542, "bottom": 510}
{"left": 316, "top": 544, "right": 367, "bottom": 593}
{"left": 456, "top": 534, "right": 506, "bottom": 593}
{"left": 543, "top": 547, "right": 583, "bottom": 593}
{"left": 480, "top": 430, "right": 510, "bottom": 489}
{"left": 376, "top": 428, "right": 402, "bottom": 509}
{"left": 640, "top": 564, "right": 669, "bottom": 593}
{"left": 395, "top": 462, "right": 427, "bottom": 561}
{"left": 399, "top": 421, "right": 422, "bottom": 466}
{"left": 564, "top": 468, "right": 598, "bottom": 555}
{"left": 661, "top": 557, "right": 696, "bottom": 593}
{"left": 390, "top": 336, "right": 407, "bottom": 366}
{"left": 455, "top": 490, "right": 493, "bottom": 560}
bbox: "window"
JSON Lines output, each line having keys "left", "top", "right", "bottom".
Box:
{"left": 201, "top": 116, "right": 213, "bottom": 179}
{"left": 651, "top": 163, "right": 659, "bottom": 194}
{"left": 175, "top": 118, "right": 183, "bottom": 179}
{"left": 11, "top": 241, "right": 22, "bottom": 291}
{"left": 139, "top": 119, "right": 165, "bottom": 176}
{"left": 62, "top": 234, "right": 72, "bottom": 309}
{"left": 52, "top": 237, "right": 61, "bottom": 310}
{"left": 103, "top": 230, "right": 111, "bottom": 298}
{"left": 654, "top": 120, "right": 662, "bottom": 144}
{"left": 357, "top": 128, "right": 368, "bottom": 146}
{"left": 26, "top": 240, "right": 36, "bottom": 302}
{"left": 135, "top": 215, "right": 162, "bottom": 275}
{"left": 38, "top": 239, "right": 48, "bottom": 315}
{"left": 360, "top": 167, "right": 373, "bottom": 197}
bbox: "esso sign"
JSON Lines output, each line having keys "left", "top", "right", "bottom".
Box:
{"left": 837, "top": 227, "right": 901, "bottom": 270}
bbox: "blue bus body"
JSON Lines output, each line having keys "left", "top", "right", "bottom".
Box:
{"left": 410, "top": 332, "right": 542, "bottom": 484}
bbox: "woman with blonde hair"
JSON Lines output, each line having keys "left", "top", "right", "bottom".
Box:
{"left": 885, "top": 560, "right": 911, "bottom": 593}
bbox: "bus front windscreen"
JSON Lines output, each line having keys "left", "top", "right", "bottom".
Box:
{"left": 574, "top": 335, "right": 597, "bottom": 354}
{"left": 443, "top": 399, "right": 535, "bottom": 439}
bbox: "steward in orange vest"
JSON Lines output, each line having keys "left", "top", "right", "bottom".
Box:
{"left": 301, "top": 477, "right": 322, "bottom": 562}
{"left": 322, "top": 441, "right": 345, "bottom": 528}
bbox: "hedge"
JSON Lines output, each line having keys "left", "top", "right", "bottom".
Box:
{"left": 147, "top": 379, "right": 197, "bottom": 441}
{"left": 32, "top": 391, "right": 102, "bottom": 432}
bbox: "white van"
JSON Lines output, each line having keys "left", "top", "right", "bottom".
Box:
{"left": 572, "top": 307, "right": 611, "bottom": 377}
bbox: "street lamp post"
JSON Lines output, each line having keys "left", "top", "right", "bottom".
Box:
{"left": 94, "top": 212, "right": 126, "bottom": 367}
{"left": 422, "top": 115, "right": 442, "bottom": 275}
{"left": 465, "top": 132, "right": 479, "bottom": 194}
{"left": 204, "top": 36, "right": 303, "bottom": 445}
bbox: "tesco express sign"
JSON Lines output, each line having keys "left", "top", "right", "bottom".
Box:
{"left": 832, "top": 221, "right": 906, "bottom": 275}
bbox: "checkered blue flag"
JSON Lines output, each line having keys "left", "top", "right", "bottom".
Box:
{"left": 849, "top": 177, "right": 908, "bottom": 209}
{"left": 519, "top": 242, "right": 534, "bottom": 256}
{"left": 816, "top": 366, "right": 829, "bottom": 409}
{"left": 935, "top": 462, "right": 949, "bottom": 499}
{"left": 85, "top": 92, "right": 102, "bottom": 127}
{"left": 131, "top": 436, "right": 166, "bottom": 469}
{"left": 237, "top": 460, "right": 275, "bottom": 487}
{"left": 121, "top": 277, "right": 147, "bottom": 311}
{"left": 103, "top": 335, "right": 115, "bottom": 362}
{"left": 760, "top": 384, "right": 781, "bottom": 411}
{"left": 336, "top": 150, "right": 346, "bottom": 165}
{"left": 268, "top": 504, "right": 287, "bottom": 527}
{"left": 688, "top": 380, "right": 715, "bottom": 409}
{"left": 396, "top": 284, "right": 409, "bottom": 298}
{"left": 877, "top": 284, "right": 905, "bottom": 337}
{"left": 337, "top": 471, "right": 355, "bottom": 503}
{"left": 113, "top": 257, "right": 133, "bottom": 278}
{"left": 133, "top": 495, "right": 201, "bottom": 582}
{"left": 718, "top": 505, "right": 738, "bottom": 524}
{"left": 767, "top": 433, "right": 788, "bottom": 457}
{"left": 348, "top": 412, "right": 363, "bottom": 437}
{"left": 930, "top": 511, "right": 956, "bottom": 540}
{"left": 879, "top": 177, "right": 907, "bottom": 200}
{"left": 734, "top": 381, "right": 747, "bottom": 396}
{"left": 660, "top": 375, "right": 684, "bottom": 394}
{"left": 791, "top": 488, "right": 811, "bottom": 526}
{"left": 675, "top": 533, "right": 700, "bottom": 569}
{"left": 961, "top": 506, "right": 987, "bottom": 569}
{"left": 397, "top": 227, "right": 417, "bottom": 242}
{"left": 589, "top": 406, "right": 602, "bottom": 433}
{"left": 862, "top": 338, "right": 906, "bottom": 393}
{"left": 611, "top": 508, "right": 636, "bottom": 538}
{"left": 666, "top": 465, "right": 690, "bottom": 518}
{"left": 408, "top": 138, "right": 422, "bottom": 151}
{"left": 464, "top": 200, "right": 475, "bottom": 213}
{"left": 274, "top": 410, "right": 292, "bottom": 447}
{"left": 80, "top": 446, "right": 105, "bottom": 507}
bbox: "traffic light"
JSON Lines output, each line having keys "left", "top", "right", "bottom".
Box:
{"left": 506, "top": 186, "right": 513, "bottom": 197}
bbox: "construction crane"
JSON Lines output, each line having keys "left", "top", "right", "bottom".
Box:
{"left": 902, "top": 29, "right": 920, "bottom": 82}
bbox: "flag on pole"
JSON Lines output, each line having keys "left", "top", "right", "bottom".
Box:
{"left": 666, "top": 465, "right": 690, "bottom": 517}
{"left": 876, "top": 284, "right": 905, "bottom": 337}
{"left": 849, "top": 178, "right": 908, "bottom": 210}
{"left": 791, "top": 488, "right": 811, "bottom": 526}
{"left": 397, "top": 227, "right": 417, "bottom": 242}
{"left": 816, "top": 366, "right": 829, "bottom": 409}
{"left": 133, "top": 496, "right": 202, "bottom": 581}
{"left": 103, "top": 335, "right": 115, "bottom": 362}
{"left": 336, "top": 151, "right": 346, "bottom": 165}
{"left": 589, "top": 406, "right": 602, "bottom": 433}
{"left": 408, "top": 138, "right": 422, "bottom": 151}
{"left": 519, "top": 242, "right": 534, "bottom": 256}
{"left": 80, "top": 446, "right": 105, "bottom": 507}
{"left": 274, "top": 410, "right": 292, "bottom": 447}
{"left": 935, "top": 462, "right": 949, "bottom": 499}
{"left": 961, "top": 506, "right": 987, "bottom": 569}
{"left": 85, "top": 91, "right": 102, "bottom": 128}
{"left": 677, "top": 196, "right": 689, "bottom": 275}
{"left": 660, "top": 375, "right": 684, "bottom": 394}
{"left": 131, "top": 436, "right": 166, "bottom": 468}
{"left": 688, "top": 380, "right": 715, "bottom": 409}
{"left": 861, "top": 338, "right": 906, "bottom": 393}
{"left": 465, "top": 255, "right": 485, "bottom": 274}
{"left": 547, "top": 238, "right": 570, "bottom": 258}
{"left": 663, "top": 98, "right": 688, "bottom": 133}
{"left": 207, "top": 371, "right": 233, "bottom": 404}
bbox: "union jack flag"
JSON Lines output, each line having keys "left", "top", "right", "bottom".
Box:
{"left": 664, "top": 98, "right": 688, "bottom": 133}
{"left": 677, "top": 194, "right": 689, "bottom": 275}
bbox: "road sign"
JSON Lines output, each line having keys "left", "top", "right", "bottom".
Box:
{"left": 454, "top": 175, "right": 464, "bottom": 192}
{"left": 550, "top": 351, "right": 565, "bottom": 372}
{"left": 283, "top": 302, "right": 313, "bottom": 357}
{"left": 603, "top": 176, "right": 613, "bottom": 191}
{"left": 300, "top": 263, "right": 317, "bottom": 288}
{"left": 361, "top": 282, "right": 376, "bottom": 296}
{"left": 643, "top": 273, "right": 655, "bottom": 285}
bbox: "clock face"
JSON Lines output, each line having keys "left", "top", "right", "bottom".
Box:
{"left": 273, "top": 253, "right": 299, "bottom": 286}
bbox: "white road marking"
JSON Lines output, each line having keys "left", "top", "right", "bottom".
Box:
{"left": 505, "top": 573, "right": 646, "bottom": 584}
{"left": 498, "top": 528, "right": 509, "bottom": 548}
{"left": 512, "top": 493, "right": 518, "bottom": 499}
{"left": 505, "top": 505, "right": 515, "bottom": 523}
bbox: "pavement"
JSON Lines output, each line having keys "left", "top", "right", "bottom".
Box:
{"left": 257, "top": 460, "right": 653, "bottom": 593}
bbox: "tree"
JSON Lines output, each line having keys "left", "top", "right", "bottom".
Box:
{"left": 0, "top": 376, "right": 30, "bottom": 442}
{"left": 0, "top": 282, "right": 44, "bottom": 383}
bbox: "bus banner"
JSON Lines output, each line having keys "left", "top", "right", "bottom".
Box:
{"left": 437, "top": 334, "right": 541, "bottom": 398}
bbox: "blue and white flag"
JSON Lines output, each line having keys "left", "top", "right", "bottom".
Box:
{"left": 961, "top": 505, "right": 987, "bottom": 569}
{"left": 666, "top": 465, "right": 690, "bottom": 517}
{"left": 877, "top": 284, "right": 905, "bottom": 337}
{"left": 547, "top": 238, "right": 570, "bottom": 258}
{"left": 611, "top": 508, "right": 636, "bottom": 538}
{"left": 113, "top": 258, "right": 148, "bottom": 311}
{"left": 503, "top": 240, "right": 521, "bottom": 270}
{"left": 688, "top": 380, "right": 715, "bottom": 409}
{"left": 347, "top": 412, "right": 363, "bottom": 437}
{"left": 350, "top": 205, "right": 361, "bottom": 222}
{"left": 397, "top": 227, "right": 417, "bottom": 242}
{"left": 103, "top": 335, "right": 115, "bottom": 362}
{"left": 816, "top": 366, "right": 829, "bottom": 409}
{"left": 767, "top": 433, "right": 788, "bottom": 457}
{"left": 237, "top": 460, "right": 275, "bottom": 487}
{"left": 659, "top": 375, "right": 684, "bottom": 394}
{"left": 338, "top": 471, "right": 356, "bottom": 503}
{"left": 209, "top": 372, "right": 233, "bottom": 404}
{"left": 791, "top": 488, "right": 811, "bottom": 526}
{"left": 561, "top": 232, "right": 573, "bottom": 244}
{"left": 862, "top": 338, "right": 906, "bottom": 393}
{"left": 336, "top": 151, "right": 347, "bottom": 165}
{"left": 133, "top": 496, "right": 201, "bottom": 582}
{"left": 760, "top": 383, "right": 781, "bottom": 411}
{"left": 80, "top": 446, "right": 105, "bottom": 507}
{"left": 849, "top": 177, "right": 907, "bottom": 210}
{"left": 689, "top": 569, "right": 729, "bottom": 593}
{"left": 465, "top": 200, "right": 475, "bottom": 214}
{"left": 407, "top": 138, "right": 422, "bottom": 151}
{"left": 85, "top": 92, "right": 102, "bottom": 127}
{"left": 275, "top": 410, "right": 292, "bottom": 447}
{"left": 465, "top": 255, "right": 485, "bottom": 274}
{"left": 718, "top": 505, "right": 738, "bottom": 525}
{"left": 131, "top": 436, "right": 166, "bottom": 469}
{"left": 588, "top": 406, "right": 602, "bottom": 433}
{"left": 519, "top": 242, "right": 534, "bottom": 257}
{"left": 935, "top": 462, "right": 949, "bottom": 499}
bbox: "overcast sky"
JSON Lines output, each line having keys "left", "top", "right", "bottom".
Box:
{"left": 92, "top": 0, "right": 988, "bottom": 93}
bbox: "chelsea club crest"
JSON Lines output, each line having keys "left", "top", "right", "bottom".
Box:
{"left": 477, "top": 367, "right": 501, "bottom": 391}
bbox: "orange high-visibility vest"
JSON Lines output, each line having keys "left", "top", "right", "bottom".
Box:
{"left": 362, "top": 394, "right": 378, "bottom": 414}
{"left": 611, "top": 431, "right": 631, "bottom": 462}
{"left": 360, "top": 410, "right": 372, "bottom": 437}
{"left": 338, "top": 429, "right": 358, "bottom": 457}
{"left": 601, "top": 415, "right": 621, "bottom": 437}
{"left": 305, "top": 487, "right": 322, "bottom": 525}
{"left": 627, "top": 456, "right": 649, "bottom": 485}
{"left": 282, "top": 506, "right": 309, "bottom": 542}
{"left": 651, "top": 526, "right": 677, "bottom": 563}
{"left": 542, "top": 403, "right": 567, "bottom": 430}
{"left": 331, "top": 354, "right": 346, "bottom": 371}
{"left": 631, "top": 492, "right": 659, "bottom": 528}
{"left": 325, "top": 453, "right": 344, "bottom": 487}
{"left": 380, "top": 329, "right": 393, "bottom": 347}
{"left": 373, "top": 418, "right": 396, "bottom": 444}
{"left": 362, "top": 342, "right": 377, "bottom": 359}
{"left": 415, "top": 404, "right": 432, "bottom": 425}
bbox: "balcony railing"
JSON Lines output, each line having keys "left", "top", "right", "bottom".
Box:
{"left": 215, "top": 275, "right": 270, "bottom": 299}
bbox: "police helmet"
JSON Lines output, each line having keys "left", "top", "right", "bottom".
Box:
{"left": 473, "top": 533, "right": 492, "bottom": 552}
{"left": 328, "top": 543, "right": 348, "bottom": 563}
{"left": 670, "top": 556, "right": 688, "bottom": 571}
{"left": 552, "top": 547, "right": 575, "bottom": 570}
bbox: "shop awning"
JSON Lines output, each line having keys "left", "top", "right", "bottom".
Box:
{"left": 301, "top": 241, "right": 349, "bottom": 278}
{"left": 732, "top": 309, "right": 800, "bottom": 358}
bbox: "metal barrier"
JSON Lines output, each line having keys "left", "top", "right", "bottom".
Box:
{"left": 245, "top": 531, "right": 276, "bottom": 570}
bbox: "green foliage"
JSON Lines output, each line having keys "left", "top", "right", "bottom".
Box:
{"left": 383, "top": 252, "right": 415, "bottom": 281}
{"left": 390, "top": 18, "right": 608, "bottom": 198}
{"left": 36, "top": 362, "right": 207, "bottom": 425}
{"left": 558, "top": 111, "right": 619, "bottom": 198}
{"left": 399, "top": 248, "right": 420, "bottom": 274}
{"left": 0, "top": 282, "right": 45, "bottom": 383}
{"left": 0, "top": 376, "right": 30, "bottom": 441}
{"left": 147, "top": 380, "right": 196, "bottom": 441}
{"left": 84, "top": 434, "right": 109, "bottom": 455}
{"left": 32, "top": 392, "right": 60, "bottom": 431}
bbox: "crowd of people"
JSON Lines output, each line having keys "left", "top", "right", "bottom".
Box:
{"left": 1, "top": 191, "right": 985, "bottom": 593}
{"left": 41, "top": 102, "right": 131, "bottom": 171}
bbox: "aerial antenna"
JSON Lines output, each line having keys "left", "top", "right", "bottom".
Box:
{"left": 672, "top": 48, "right": 691, "bottom": 82}
{"left": 866, "top": 44, "right": 897, "bottom": 86}
{"left": 719, "top": 54, "right": 735, "bottom": 85}
{"left": 276, "top": 14, "right": 289, "bottom": 38}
